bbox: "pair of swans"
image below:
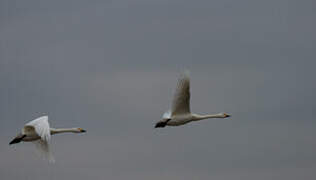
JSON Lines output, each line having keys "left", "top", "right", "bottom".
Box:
{"left": 10, "top": 72, "right": 230, "bottom": 162}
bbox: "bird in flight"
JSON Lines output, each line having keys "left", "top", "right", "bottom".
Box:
{"left": 9, "top": 116, "right": 86, "bottom": 163}
{"left": 155, "top": 72, "right": 231, "bottom": 128}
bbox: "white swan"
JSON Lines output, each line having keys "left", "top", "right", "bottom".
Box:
{"left": 155, "top": 72, "right": 231, "bottom": 128}
{"left": 9, "top": 116, "right": 86, "bottom": 163}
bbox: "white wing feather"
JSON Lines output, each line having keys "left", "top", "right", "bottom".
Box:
{"left": 171, "top": 72, "right": 191, "bottom": 116}
{"left": 25, "top": 116, "right": 51, "bottom": 142}
{"left": 26, "top": 116, "right": 54, "bottom": 163}
{"left": 33, "top": 139, "right": 55, "bottom": 163}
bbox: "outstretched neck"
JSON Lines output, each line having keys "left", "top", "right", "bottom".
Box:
{"left": 50, "top": 128, "right": 79, "bottom": 135}
{"left": 192, "top": 113, "right": 225, "bottom": 121}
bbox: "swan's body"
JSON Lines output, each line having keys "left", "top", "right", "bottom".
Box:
{"left": 155, "top": 72, "right": 230, "bottom": 128}
{"left": 9, "top": 116, "right": 86, "bottom": 163}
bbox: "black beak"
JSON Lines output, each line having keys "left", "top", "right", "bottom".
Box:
{"left": 155, "top": 122, "right": 166, "bottom": 128}
{"left": 226, "top": 115, "right": 231, "bottom": 117}
{"left": 81, "top": 129, "right": 86, "bottom": 133}
{"left": 9, "top": 138, "right": 20, "bottom": 145}
{"left": 9, "top": 135, "right": 26, "bottom": 145}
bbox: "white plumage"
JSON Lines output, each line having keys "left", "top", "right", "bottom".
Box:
{"left": 24, "top": 116, "right": 51, "bottom": 142}
{"left": 171, "top": 72, "right": 191, "bottom": 116}
{"left": 10, "top": 116, "right": 86, "bottom": 163}
{"left": 155, "top": 72, "right": 231, "bottom": 128}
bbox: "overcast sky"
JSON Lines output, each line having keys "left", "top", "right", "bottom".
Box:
{"left": 1, "top": 0, "right": 316, "bottom": 179}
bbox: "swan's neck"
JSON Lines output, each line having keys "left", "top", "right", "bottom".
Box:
{"left": 192, "top": 113, "right": 224, "bottom": 121}
{"left": 50, "top": 128, "right": 79, "bottom": 135}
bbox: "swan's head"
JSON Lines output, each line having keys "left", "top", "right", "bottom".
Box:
{"left": 155, "top": 119, "right": 171, "bottom": 128}
{"left": 76, "top": 128, "right": 86, "bottom": 133}
{"left": 9, "top": 133, "right": 26, "bottom": 145}
{"left": 155, "top": 121, "right": 166, "bottom": 128}
{"left": 220, "top": 113, "right": 231, "bottom": 118}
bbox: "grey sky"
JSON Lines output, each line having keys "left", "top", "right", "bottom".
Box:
{"left": 1, "top": 0, "right": 316, "bottom": 179}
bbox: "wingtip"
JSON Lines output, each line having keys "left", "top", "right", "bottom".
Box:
{"left": 33, "top": 115, "right": 49, "bottom": 122}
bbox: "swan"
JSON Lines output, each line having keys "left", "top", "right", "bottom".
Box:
{"left": 155, "top": 72, "right": 231, "bottom": 128}
{"left": 9, "top": 116, "right": 86, "bottom": 163}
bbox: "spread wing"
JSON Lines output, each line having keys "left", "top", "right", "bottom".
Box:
{"left": 25, "top": 116, "right": 54, "bottom": 163}
{"left": 33, "top": 139, "right": 55, "bottom": 163}
{"left": 171, "top": 72, "right": 191, "bottom": 116}
{"left": 25, "top": 116, "right": 51, "bottom": 142}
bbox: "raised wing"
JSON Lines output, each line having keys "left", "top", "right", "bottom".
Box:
{"left": 33, "top": 139, "right": 55, "bottom": 163}
{"left": 25, "top": 116, "right": 51, "bottom": 142}
{"left": 171, "top": 72, "right": 191, "bottom": 116}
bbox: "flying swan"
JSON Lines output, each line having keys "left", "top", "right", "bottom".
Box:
{"left": 9, "top": 116, "right": 86, "bottom": 163}
{"left": 155, "top": 72, "right": 231, "bottom": 128}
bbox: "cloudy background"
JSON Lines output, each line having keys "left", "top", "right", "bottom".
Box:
{"left": 1, "top": 0, "right": 316, "bottom": 179}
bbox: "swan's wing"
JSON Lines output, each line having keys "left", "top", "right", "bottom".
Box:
{"left": 25, "top": 116, "right": 54, "bottom": 163}
{"left": 171, "top": 72, "right": 191, "bottom": 116}
{"left": 25, "top": 116, "right": 51, "bottom": 142}
{"left": 33, "top": 139, "right": 55, "bottom": 163}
